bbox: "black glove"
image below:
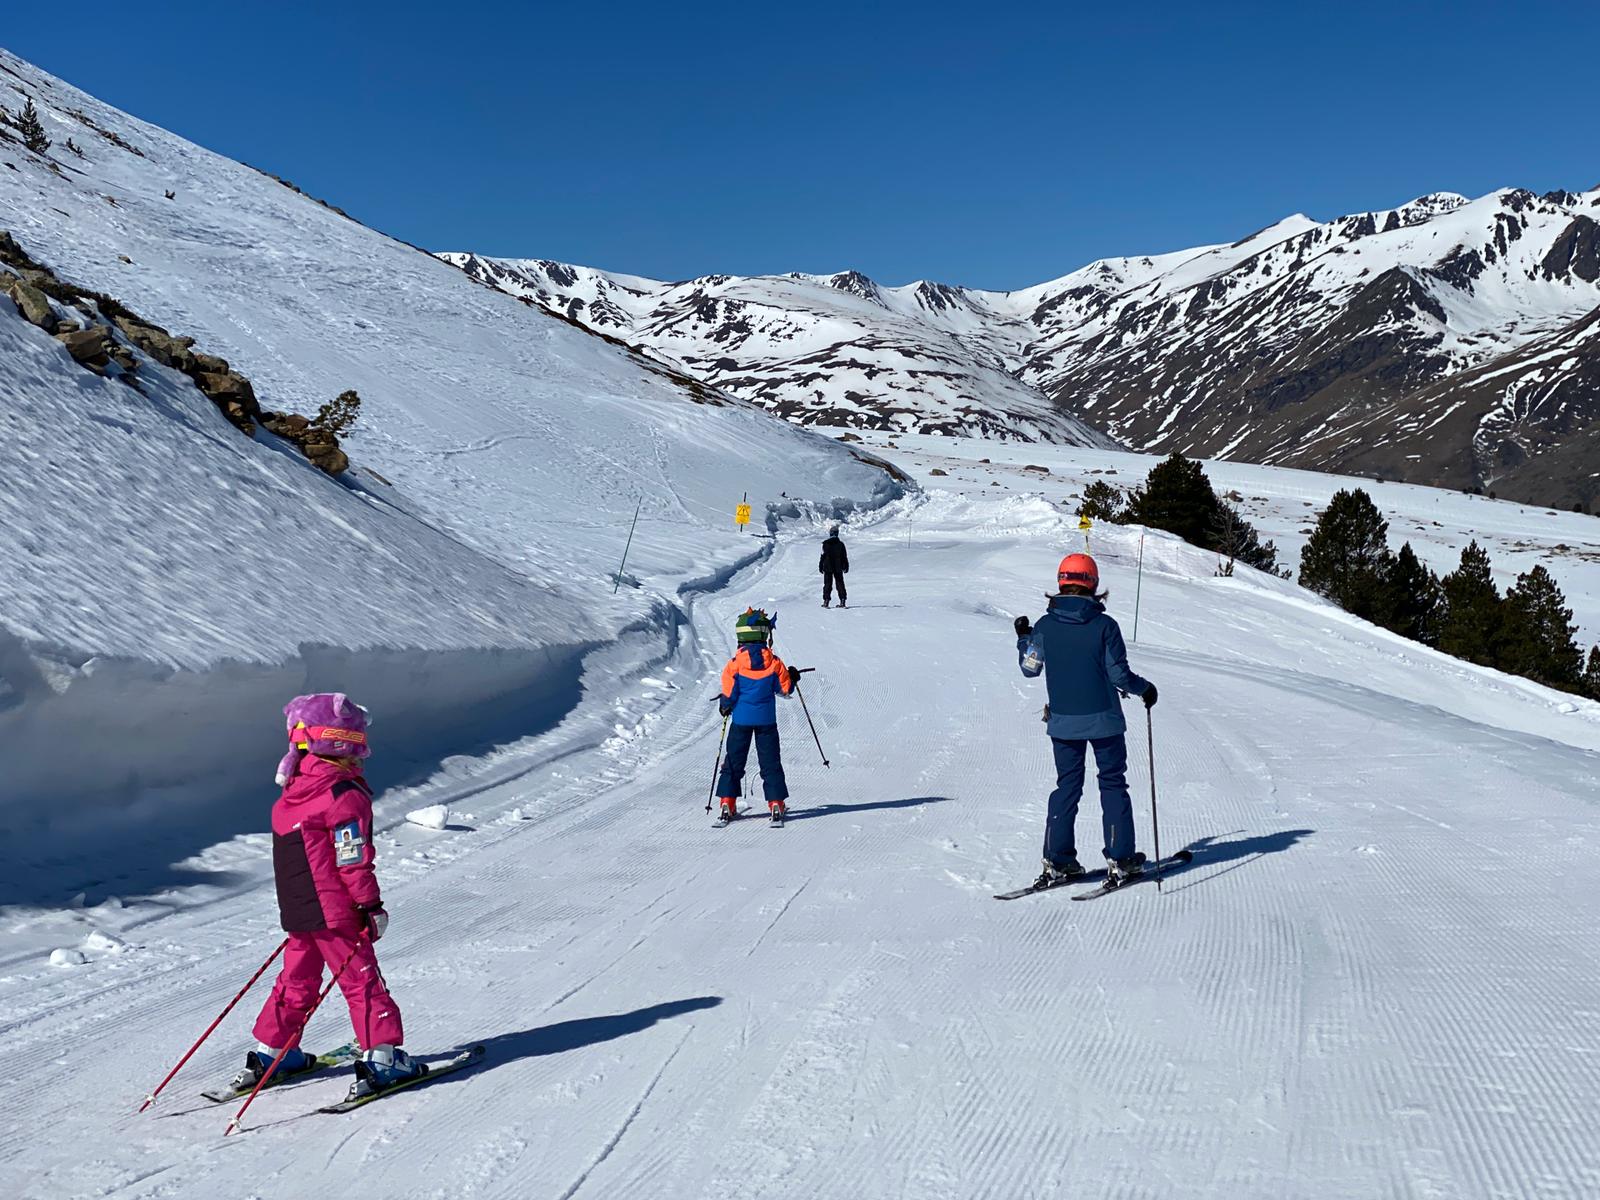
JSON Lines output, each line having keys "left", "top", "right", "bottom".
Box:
{"left": 718, "top": 699, "right": 733, "bottom": 717}
{"left": 359, "top": 905, "right": 388, "bottom": 941}
{"left": 1143, "top": 683, "right": 1159, "bottom": 710}
{"left": 1014, "top": 616, "right": 1033, "bottom": 637}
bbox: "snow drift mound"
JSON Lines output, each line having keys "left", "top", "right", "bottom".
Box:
{"left": 0, "top": 50, "right": 900, "bottom": 904}
{"left": 0, "top": 273, "right": 599, "bottom": 901}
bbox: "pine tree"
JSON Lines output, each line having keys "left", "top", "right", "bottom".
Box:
{"left": 1381, "top": 542, "right": 1444, "bottom": 645}
{"left": 18, "top": 98, "right": 50, "bottom": 154}
{"left": 1077, "top": 479, "right": 1126, "bottom": 523}
{"left": 1582, "top": 646, "right": 1600, "bottom": 701}
{"left": 1499, "top": 565, "right": 1583, "bottom": 690}
{"left": 1214, "top": 500, "right": 1284, "bottom": 576}
{"left": 1124, "top": 453, "right": 1219, "bottom": 548}
{"left": 310, "top": 389, "right": 361, "bottom": 438}
{"left": 1437, "top": 542, "right": 1502, "bottom": 667}
{"left": 1298, "top": 489, "right": 1392, "bottom": 621}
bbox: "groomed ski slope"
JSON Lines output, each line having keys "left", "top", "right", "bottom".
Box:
{"left": 4, "top": 455, "right": 1600, "bottom": 1199}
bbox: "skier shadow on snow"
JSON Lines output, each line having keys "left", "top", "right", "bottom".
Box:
{"left": 786, "top": 795, "right": 951, "bottom": 822}
{"left": 1160, "top": 828, "right": 1314, "bottom": 892}
{"left": 479, "top": 997, "right": 723, "bottom": 1066}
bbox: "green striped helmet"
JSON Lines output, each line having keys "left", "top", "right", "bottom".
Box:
{"left": 735, "top": 607, "right": 773, "bottom": 645}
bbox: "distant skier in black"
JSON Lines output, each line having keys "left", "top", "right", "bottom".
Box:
{"left": 820, "top": 525, "right": 849, "bottom": 608}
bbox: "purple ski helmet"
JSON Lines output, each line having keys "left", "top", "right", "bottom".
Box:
{"left": 274, "top": 692, "right": 371, "bottom": 784}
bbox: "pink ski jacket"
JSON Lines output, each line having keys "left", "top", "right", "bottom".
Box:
{"left": 270, "top": 756, "right": 382, "bottom": 932}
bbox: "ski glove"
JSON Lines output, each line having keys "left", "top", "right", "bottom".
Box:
{"left": 1014, "top": 616, "right": 1033, "bottom": 637}
{"left": 360, "top": 905, "right": 389, "bottom": 941}
{"left": 1143, "top": 683, "right": 1159, "bottom": 710}
{"left": 718, "top": 699, "right": 733, "bottom": 717}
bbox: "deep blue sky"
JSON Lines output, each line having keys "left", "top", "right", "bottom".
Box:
{"left": 5, "top": 2, "right": 1596, "bottom": 289}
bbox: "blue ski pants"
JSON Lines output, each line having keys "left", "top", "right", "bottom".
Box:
{"left": 716, "top": 723, "right": 788, "bottom": 803}
{"left": 1044, "top": 734, "right": 1135, "bottom": 865}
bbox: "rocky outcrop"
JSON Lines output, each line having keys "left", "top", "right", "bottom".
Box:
{"left": 55, "top": 325, "right": 113, "bottom": 368}
{"left": 259, "top": 412, "right": 350, "bottom": 475}
{"left": 1, "top": 229, "right": 351, "bottom": 474}
{"left": 8, "top": 280, "right": 57, "bottom": 332}
{"left": 112, "top": 315, "right": 195, "bottom": 371}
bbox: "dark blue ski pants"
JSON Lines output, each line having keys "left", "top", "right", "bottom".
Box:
{"left": 716, "top": 723, "right": 788, "bottom": 803}
{"left": 1044, "top": 734, "right": 1135, "bottom": 865}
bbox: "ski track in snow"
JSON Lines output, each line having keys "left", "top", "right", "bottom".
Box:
{"left": 4, "top": 464, "right": 1600, "bottom": 1198}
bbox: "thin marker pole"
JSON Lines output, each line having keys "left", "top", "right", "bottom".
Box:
{"left": 1132, "top": 529, "right": 1146, "bottom": 643}
{"left": 613, "top": 500, "right": 642, "bottom": 594}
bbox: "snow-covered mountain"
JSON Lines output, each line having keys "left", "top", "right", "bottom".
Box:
{"left": 451, "top": 188, "right": 1600, "bottom": 508}
{"left": 437, "top": 255, "right": 1112, "bottom": 447}
{"left": 1016, "top": 189, "right": 1600, "bottom": 508}
{"left": 0, "top": 49, "right": 895, "bottom": 883}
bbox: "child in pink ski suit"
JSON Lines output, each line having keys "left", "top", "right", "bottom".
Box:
{"left": 233, "top": 693, "right": 421, "bottom": 1098}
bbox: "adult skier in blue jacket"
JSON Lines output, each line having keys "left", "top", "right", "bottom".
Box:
{"left": 1015, "top": 553, "right": 1157, "bottom": 887}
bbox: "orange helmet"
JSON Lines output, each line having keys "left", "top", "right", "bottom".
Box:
{"left": 1057, "top": 553, "right": 1099, "bottom": 592}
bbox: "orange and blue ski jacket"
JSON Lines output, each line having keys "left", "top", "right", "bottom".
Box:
{"left": 720, "top": 646, "right": 798, "bottom": 726}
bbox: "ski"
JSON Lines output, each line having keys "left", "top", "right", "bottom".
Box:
{"left": 316, "top": 1045, "right": 485, "bottom": 1114}
{"left": 994, "top": 851, "right": 1192, "bottom": 901}
{"left": 993, "top": 874, "right": 1087, "bottom": 901}
{"left": 1071, "top": 850, "right": 1194, "bottom": 902}
{"left": 200, "top": 1042, "right": 359, "bottom": 1102}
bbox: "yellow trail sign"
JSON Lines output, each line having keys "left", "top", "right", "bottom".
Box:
{"left": 735, "top": 502, "right": 752, "bottom": 527}
{"left": 1078, "top": 515, "right": 1092, "bottom": 531}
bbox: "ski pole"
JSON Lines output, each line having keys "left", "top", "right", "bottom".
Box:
{"left": 1147, "top": 707, "right": 1164, "bottom": 893}
{"left": 224, "top": 933, "right": 367, "bottom": 1136}
{"left": 792, "top": 670, "right": 830, "bottom": 768}
{"left": 138, "top": 937, "right": 288, "bottom": 1113}
{"left": 705, "top": 711, "right": 729, "bottom": 813}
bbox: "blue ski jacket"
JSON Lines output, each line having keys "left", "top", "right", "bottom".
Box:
{"left": 720, "top": 645, "right": 798, "bottom": 727}
{"left": 1018, "top": 594, "right": 1151, "bottom": 740}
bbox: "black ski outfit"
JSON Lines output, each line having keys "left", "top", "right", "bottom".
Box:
{"left": 819, "top": 533, "right": 849, "bottom": 607}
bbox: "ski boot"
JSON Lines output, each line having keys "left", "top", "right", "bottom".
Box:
{"left": 1031, "top": 857, "right": 1085, "bottom": 890}
{"left": 346, "top": 1045, "right": 426, "bottom": 1102}
{"left": 769, "top": 799, "right": 786, "bottom": 826}
{"left": 229, "top": 1044, "right": 313, "bottom": 1091}
{"left": 715, "top": 798, "right": 737, "bottom": 826}
{"left": 822, "top": 599, "right": 831, "bottom": 608}
{"left": 1106, "top": 852, "right": 1148, "bottom": 887}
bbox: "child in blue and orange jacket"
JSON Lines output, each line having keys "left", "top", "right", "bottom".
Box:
{"left": 714, "top": 608, "right": 801, "bottom": 820}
